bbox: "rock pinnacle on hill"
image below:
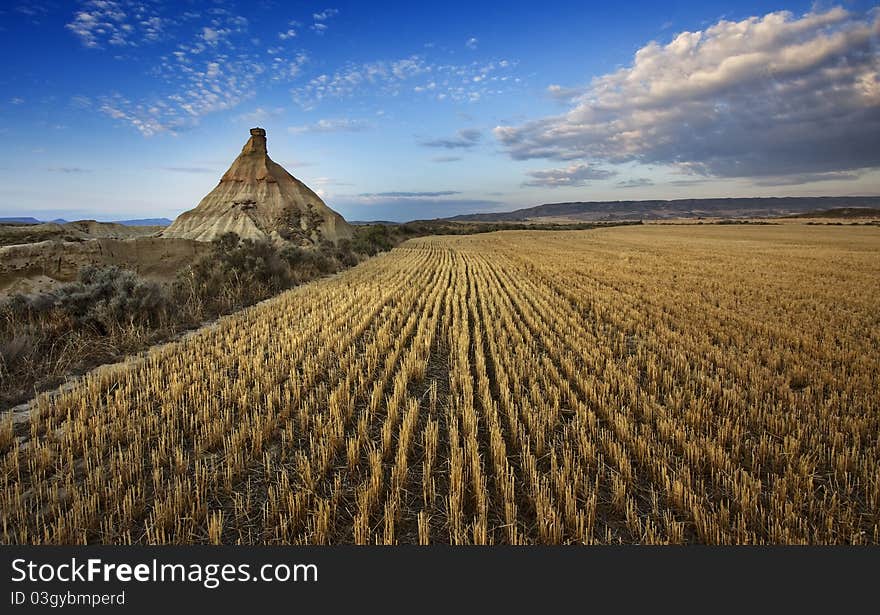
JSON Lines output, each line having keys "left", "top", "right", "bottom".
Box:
{"left": 163, "top": 128, "right": 353, "bottom": 244}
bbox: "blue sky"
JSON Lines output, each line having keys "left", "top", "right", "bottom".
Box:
{"left": 0, "top": 1, "right": 878, "bottom": 222}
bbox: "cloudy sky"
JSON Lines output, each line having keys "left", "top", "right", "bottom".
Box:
{"left": 0, "top": 1, "right": 878, "bottom": 222}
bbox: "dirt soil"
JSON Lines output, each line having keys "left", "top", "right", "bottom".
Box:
{"left": 0, "top": 237, "right": 209, "bottom": 298}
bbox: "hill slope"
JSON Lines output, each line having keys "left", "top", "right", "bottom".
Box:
{"left": 445, "top": 196, "right": 880, "bottom": 222}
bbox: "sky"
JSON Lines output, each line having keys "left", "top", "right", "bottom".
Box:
{"left": 0, "top": 0, "right": 878, "bottom": 222}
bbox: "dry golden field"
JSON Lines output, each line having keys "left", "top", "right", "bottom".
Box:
{"left": 2, "top": 225, "right": 878, "bottom": 544}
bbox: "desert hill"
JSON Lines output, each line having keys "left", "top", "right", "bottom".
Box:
{"left": 163, "top": 128, "right": 353, "bottom": 244}
{"left": 0, "top": 220, "right": 164, "bottom": 247}
{"left": 0, "top": 217, "right": 42, "bottom": 224}
{"left": 0, "top": 217, "right": 171, "bottom": 226}
{"left": 0, "top": 237, "right": 208, "bottom": 298}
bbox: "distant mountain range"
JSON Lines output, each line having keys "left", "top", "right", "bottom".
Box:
{"left": 0, "top": 217, "right": 42, "bottom": 224}
{"left": 444, "top": 196, "right": 880, "bottom": 222}
{"left": 0, "top": 217, "right": 173, "bottom": 226}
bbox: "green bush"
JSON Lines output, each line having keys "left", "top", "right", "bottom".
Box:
{"left": 352, "top": 225, "right": 396, "bottom": 255}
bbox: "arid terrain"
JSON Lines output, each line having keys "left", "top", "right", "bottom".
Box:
{"left": 0, "top": 234, "right": 208, "bottom": 298}
{"left": 0, "top": 220, "right": 166, "bottom": 248}
{"left": 2, "top": 224, "right": 877, "bottom": 544}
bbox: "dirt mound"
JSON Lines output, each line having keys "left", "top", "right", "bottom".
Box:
{"left": 163, "top": 128, "right": 353, "bottom": 244}
{"left": 0, "top": 237, "right": 209, "bottom": 298}
{"left": 0, "top": 220, "right": 162, "bottom": 247}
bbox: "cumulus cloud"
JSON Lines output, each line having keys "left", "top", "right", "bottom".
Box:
{"left": 420, "top": 129, "right": 482, "bottom": 149}
{"left": 466, "top": 37, "right": 478, "bottom": 50}
{"left": 279, "top": 20, "right": 299, "bottom": 40}
{"left": 293, "top": 56, "right": 428, "bottom": 106}
{"left": 292, "top": 55, "right": 518, "bottom": 108}
{"left": 313, "top": 8, "right": 339, "bottom": 21}
{"left": 288, "top": 118, "right": 371, "bottom": 133}
{"left": 200, "top": 26, "right": 229, "bottom": 45}
{"left": 495, "top": 8, "right": 880, "bottom": 181}
{"left": 311, "top": 8, "right": 338, "bottom": 34}
{"left": 270, "top": 51, "right": 309, "bottom": 81}
{"left": 98, "top": 10, "right": 264, "bottom": 135}
{"left": 66, "top": 0, "right": 165, "bottom": 48}
{"left": 546, "top": 84, "right": 581, "bottom": 102}
{"left": 522, "top": 163, "right": 616, "bottom": 188}
{"left": 99, "top": 55, "right": 263, "bottom": 136}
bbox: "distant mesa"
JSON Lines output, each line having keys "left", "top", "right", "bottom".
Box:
{"left": 163, "top": 128, "right": 353, "bottom": 244}
{"left": 0, "top": 217, "right": 42, "bottom": 224}
{"left": 444, "top": 197, "right": 880, "bottom": 223}
{"left": 0, "top": 217, "right": 172, "bottom": 227}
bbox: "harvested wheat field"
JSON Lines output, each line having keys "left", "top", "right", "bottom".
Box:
{"left": 2, "top": 225, "right": 878, "bottom": 544}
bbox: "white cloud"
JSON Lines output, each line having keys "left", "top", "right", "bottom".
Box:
{"left": 98, "top": 96, "right": 176, "bottom": 137}
{"left": 279, "top": 20, "right": 299, "bottom": 40}
{"left": 466, "top": 37, "right": 478, "bottom": 50}
{"left": 311, "top": 8, "right": 338, "bottom": 34}
{"left": 100, "top": 52, "right": 264, "bottom": 136}
{"left": 313, "top": 8, "right": 339, "bottom": 21}
{"left": 522, "top": 163, "right": 616, "bottom": 188}
{"left": 546, "top": 84, "right": 580, "bottom": 101}
{"left": 288, "top": 118, "right": 371, "bottom": 133}
{"left": 495, "top": 7, "right": 880, "bottom": 181}
{"left": 9, "top": 97, "right": 25, "bottom": 105}
{"left": 201, "top": 26, "right": 228, "bottom": 45}
{"left": 292, "top": 55, "right": 518, "bottom": 108}
{"left": 271, "top": 51, "right": 309, "bottom": 81}
{"left": 98, "top": 10, "right": 267, "bottom": 135}
{"left": 66, "top": 0, "right": 165, "bottom": 48}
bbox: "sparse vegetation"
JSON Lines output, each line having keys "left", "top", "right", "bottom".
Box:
{"left": 2, "top": 224, "right": 878, "bottom": 544}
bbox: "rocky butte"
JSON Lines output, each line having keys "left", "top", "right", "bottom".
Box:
{"left": 163, "top": 128, "right": 353, "bottom": 244}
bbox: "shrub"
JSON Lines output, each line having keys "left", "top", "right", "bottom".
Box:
{"left": 174, "top": 233, "right": 345, "bottom": 316}
{"left": 352, "top": 224, "right": 396, "bottom": 256}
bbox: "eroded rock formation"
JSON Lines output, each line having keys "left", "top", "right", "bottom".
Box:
{"left": 163, "top": 128, "right": 353, "bottom": 244}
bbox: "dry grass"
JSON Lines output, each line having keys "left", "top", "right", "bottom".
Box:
{"left": 1, "top": 225, "right": 878, "bottom": 544}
